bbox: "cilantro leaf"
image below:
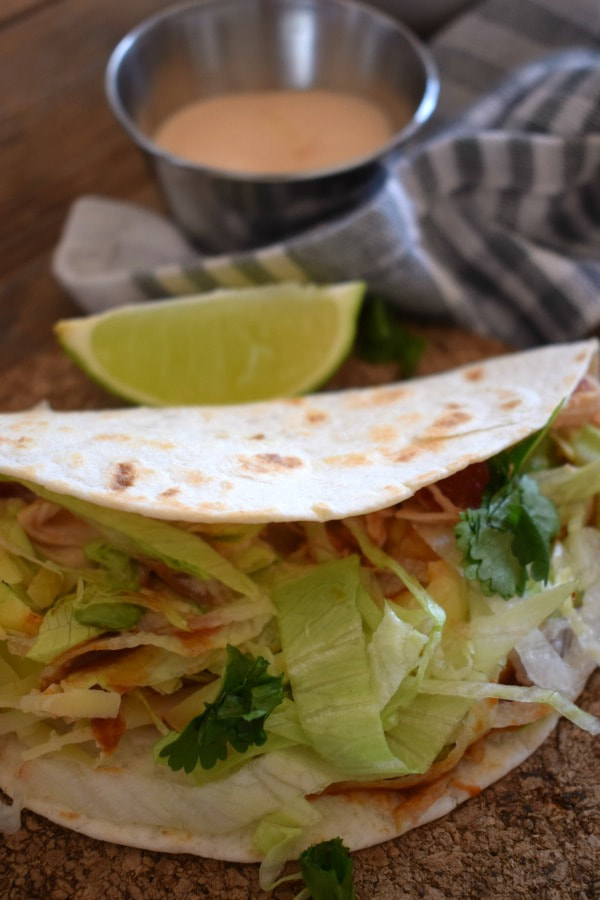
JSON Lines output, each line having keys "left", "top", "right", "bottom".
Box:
{"left": 456, "top": 511, "right": 526, "bottom": 598}
{"left": 159, "top": 645, "right": 285, "bottom": 773}
{"left": 455, "top": 470, "right": 559, "bottom": 599}
{"left": 356, "top": 296, "right": 425, "bottom": 374}
{"left": 299, "top": 838, "right": 355, "bottom": 900}
{"left": 487, "top": 403, "right": 564, "bottom": 491}
{"left": 84, "top": 540, "right": 140, "bottom": 591}
{"left": 74, "top": 601, "right": 144, "bottom": 630}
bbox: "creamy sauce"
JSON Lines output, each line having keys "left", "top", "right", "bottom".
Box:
{"left": 153, "top": 89, "right": 399, "bottom": 174}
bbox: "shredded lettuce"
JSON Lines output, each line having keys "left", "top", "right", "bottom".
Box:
{"left": 468, "top": 581, "right": 576, "bottom": 676}
{"left": 0, "top": 500, "right": 35, "bottom": 556}
{"left": 418, "top": 679, "right": 599, "bottom": 734}
{"left": 84, "top": 541, "right": 140, "bottom": 590}
{"left": 533, "top": 459, "right": 600, "bottom": 507}
{"left": 15, "top": 480, "right": 270, "bottom": 605}
{"left": 19, "top": 688, "right": 121, "bottom": 719}
{"left": 559, "top": 424, "right": 600, "bottom": 465}
{"left": 26, "top": 595, "right": 101, "bottom": 664}
{"left": 274, "top": 556, "right": 410, "bottom": 778}
{"left": 345, "top": 519, "right": 445, "bottom": 695}
{"left": 367, "top": 603, "right": 427, "bottom": 711}
{"left": 385, "top": 694, "right": 472, "bottom": 772}
{"left": 254, "top": 798, "right": 322, "bottom": 891}
{"left": 0, "top": 582, "right": 42, "bottom": 635}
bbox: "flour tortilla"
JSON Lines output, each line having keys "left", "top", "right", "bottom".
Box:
{"left": 0, "top": 340, "right": 595, "bottom": 524}
{"left": 0, "top": 338, "right": 598, "bottom": 861}
{"left": 0, "top": 713, "right": 563, "bottom": 861}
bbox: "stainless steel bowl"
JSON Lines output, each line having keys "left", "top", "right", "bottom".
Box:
{"left": 106, "top": 0, "right": 439, "bottom": 253}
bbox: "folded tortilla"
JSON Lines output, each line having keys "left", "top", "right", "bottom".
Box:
{"left": 0, "top": 339, "right": 599, "bottom": 870}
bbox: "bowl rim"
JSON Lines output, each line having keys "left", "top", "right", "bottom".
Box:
{"left": 105, "top": 0, "right": 440, "bottom": 184}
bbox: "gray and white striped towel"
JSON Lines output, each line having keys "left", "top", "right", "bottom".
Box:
{"left": 53, "top": 0, "right": 600, "bottom": 348}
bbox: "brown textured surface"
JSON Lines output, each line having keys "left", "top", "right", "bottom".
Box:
{"left": 0, "top": 334, "right": 598, "bottom": 899}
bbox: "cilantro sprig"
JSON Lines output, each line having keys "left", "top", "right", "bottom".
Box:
{"left": 356, "top": 296, "right": 425, "bottom": 375}
{"left": 455, "top": 412, "right": 562, "bottom": 599}
{"left": 159, "top": 645, "right": 285, "bottom": 773}
{"left": 298, "top": 838, "right": 356, "bottom": 900}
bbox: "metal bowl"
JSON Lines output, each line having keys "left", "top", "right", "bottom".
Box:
{"left": 106, "top": 0, "right": 439, "bottom": 253}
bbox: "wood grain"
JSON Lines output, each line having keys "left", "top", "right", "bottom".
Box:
{"left": 0, "top": 0, "right": 61, "bottom": 27}
{"left": 0, "top": 0, "right": 166, "bottom": 372}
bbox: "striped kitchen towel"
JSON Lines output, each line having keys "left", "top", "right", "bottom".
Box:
{"left": 53, "top": 0, "right": 600, "bottom": 348}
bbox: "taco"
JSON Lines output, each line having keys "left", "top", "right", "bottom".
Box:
{"left": 0, "top": 339, "right": 599, "bottom": 886}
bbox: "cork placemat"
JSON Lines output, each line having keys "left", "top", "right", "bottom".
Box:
{"left": 1, "top": 331, "right": 598, "bottom": 899}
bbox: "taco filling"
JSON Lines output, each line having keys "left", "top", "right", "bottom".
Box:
{"left": 0, "top": 342, "right": 600, "bottom": 877}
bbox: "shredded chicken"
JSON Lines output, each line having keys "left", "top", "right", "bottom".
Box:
{"left": 554, "top": 376, "right": 600, "bottom": 429}
{"left": 141, "top": 560, "right": 232, "bottom": 607}
{"left": 427, "top": 483, "right": 460, "bottom": 514}
{"left": 394, "top": 482, "right": 460, "bottom": 524}
{"left": 365, "top": 511, "right": 388, "bottom": 547}
{"left": 394, "top": 509, "right": 459, "bottom": 523}
{"left": 491, "top": 701, "right": 553, "bottom": 729}
{"left": 17, "top": 500, "right": 98, "bottom": 568}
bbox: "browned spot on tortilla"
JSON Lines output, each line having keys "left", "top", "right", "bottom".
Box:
{"left": 198, "top": 501, "right": 226, "bottom": 512}
{"left": 69, "top": 453, "right": 84, "bottom": 469}
{"left": 239, "top": 453, "right": 303, "bottom": 473}
{"left": 464, "top": 734, "right": 486, "bottom": 763}
{"left": 450, "top": 778, "right": 482, "bottom": 798}
{"left": 144, "top": 439, "right": 175, "bottom": 450}
{"left": 500, "top": 397, "right": 522, "bottom": 410}
{"left": 58, "top": 810, "right": 81, "bottom": 821}
{"left": 576, "top": 349, "right": 589, "bottom": 363}
{"left": 306, "top": 410, "right": 328, "bottom": 424}
{"left": 160, "top": 487, "right": 180, "bottom": 498}
{"left": 249, "top": 433, "right": 265, "bottom": 440}
{"left": 0, "top": 435, "right": 32, "bottom": 447}
{"left": 320, "top": 775, "right": 452, "bottom": 834}
{"left": 393, "top": 446, "right": 420, "bottom": 463}
{"left": 110, "top": 462, "right": 136, "bottom": 491}
{"left": 431, "top": 410, "right": 472, "bottom": 430}
{"left": 391, "top": 775, "right": 454, "bottom": 830}
{"left": 221, "top": 480, "right": 233, "bottom": 491}
{"left": 94, "top": 433, "right": 131, "bottom": 442}
{"left": 368, "top": 387, "right": 408, "bottom": 406}
{"left": 445, "top": 402, "right": 462, "bottom": 410}
{"left": 369, "top": 425, "right": 397, "bottom": 444}
{"left": 10, "top": 420, "right": 48, "bottom": 431}
{"left": 283, "top": 397, "right": 304, "bottom": 406}
{"left": 183, "top": 471, "right": 212, "bottom": 486}
{"left": 324, "top": 453, "right": 370, "bottom": 467}
{"left": 464, "top": 366, "right": 484, "bottom": 381}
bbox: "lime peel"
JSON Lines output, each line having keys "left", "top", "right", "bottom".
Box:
{"left": 54, "top": 282, "right": 365, "bottom": 406}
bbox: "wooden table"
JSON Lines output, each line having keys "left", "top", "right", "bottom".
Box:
{"left": 1, "top": 3, "right": 599, "bottom": 898}
{"left": 1, "top": 0, "right": 168, "bottom": 382}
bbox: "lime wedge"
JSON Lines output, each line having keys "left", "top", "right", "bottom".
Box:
{"left": 55, "top": 282, "right": 365, "bottom": 406}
